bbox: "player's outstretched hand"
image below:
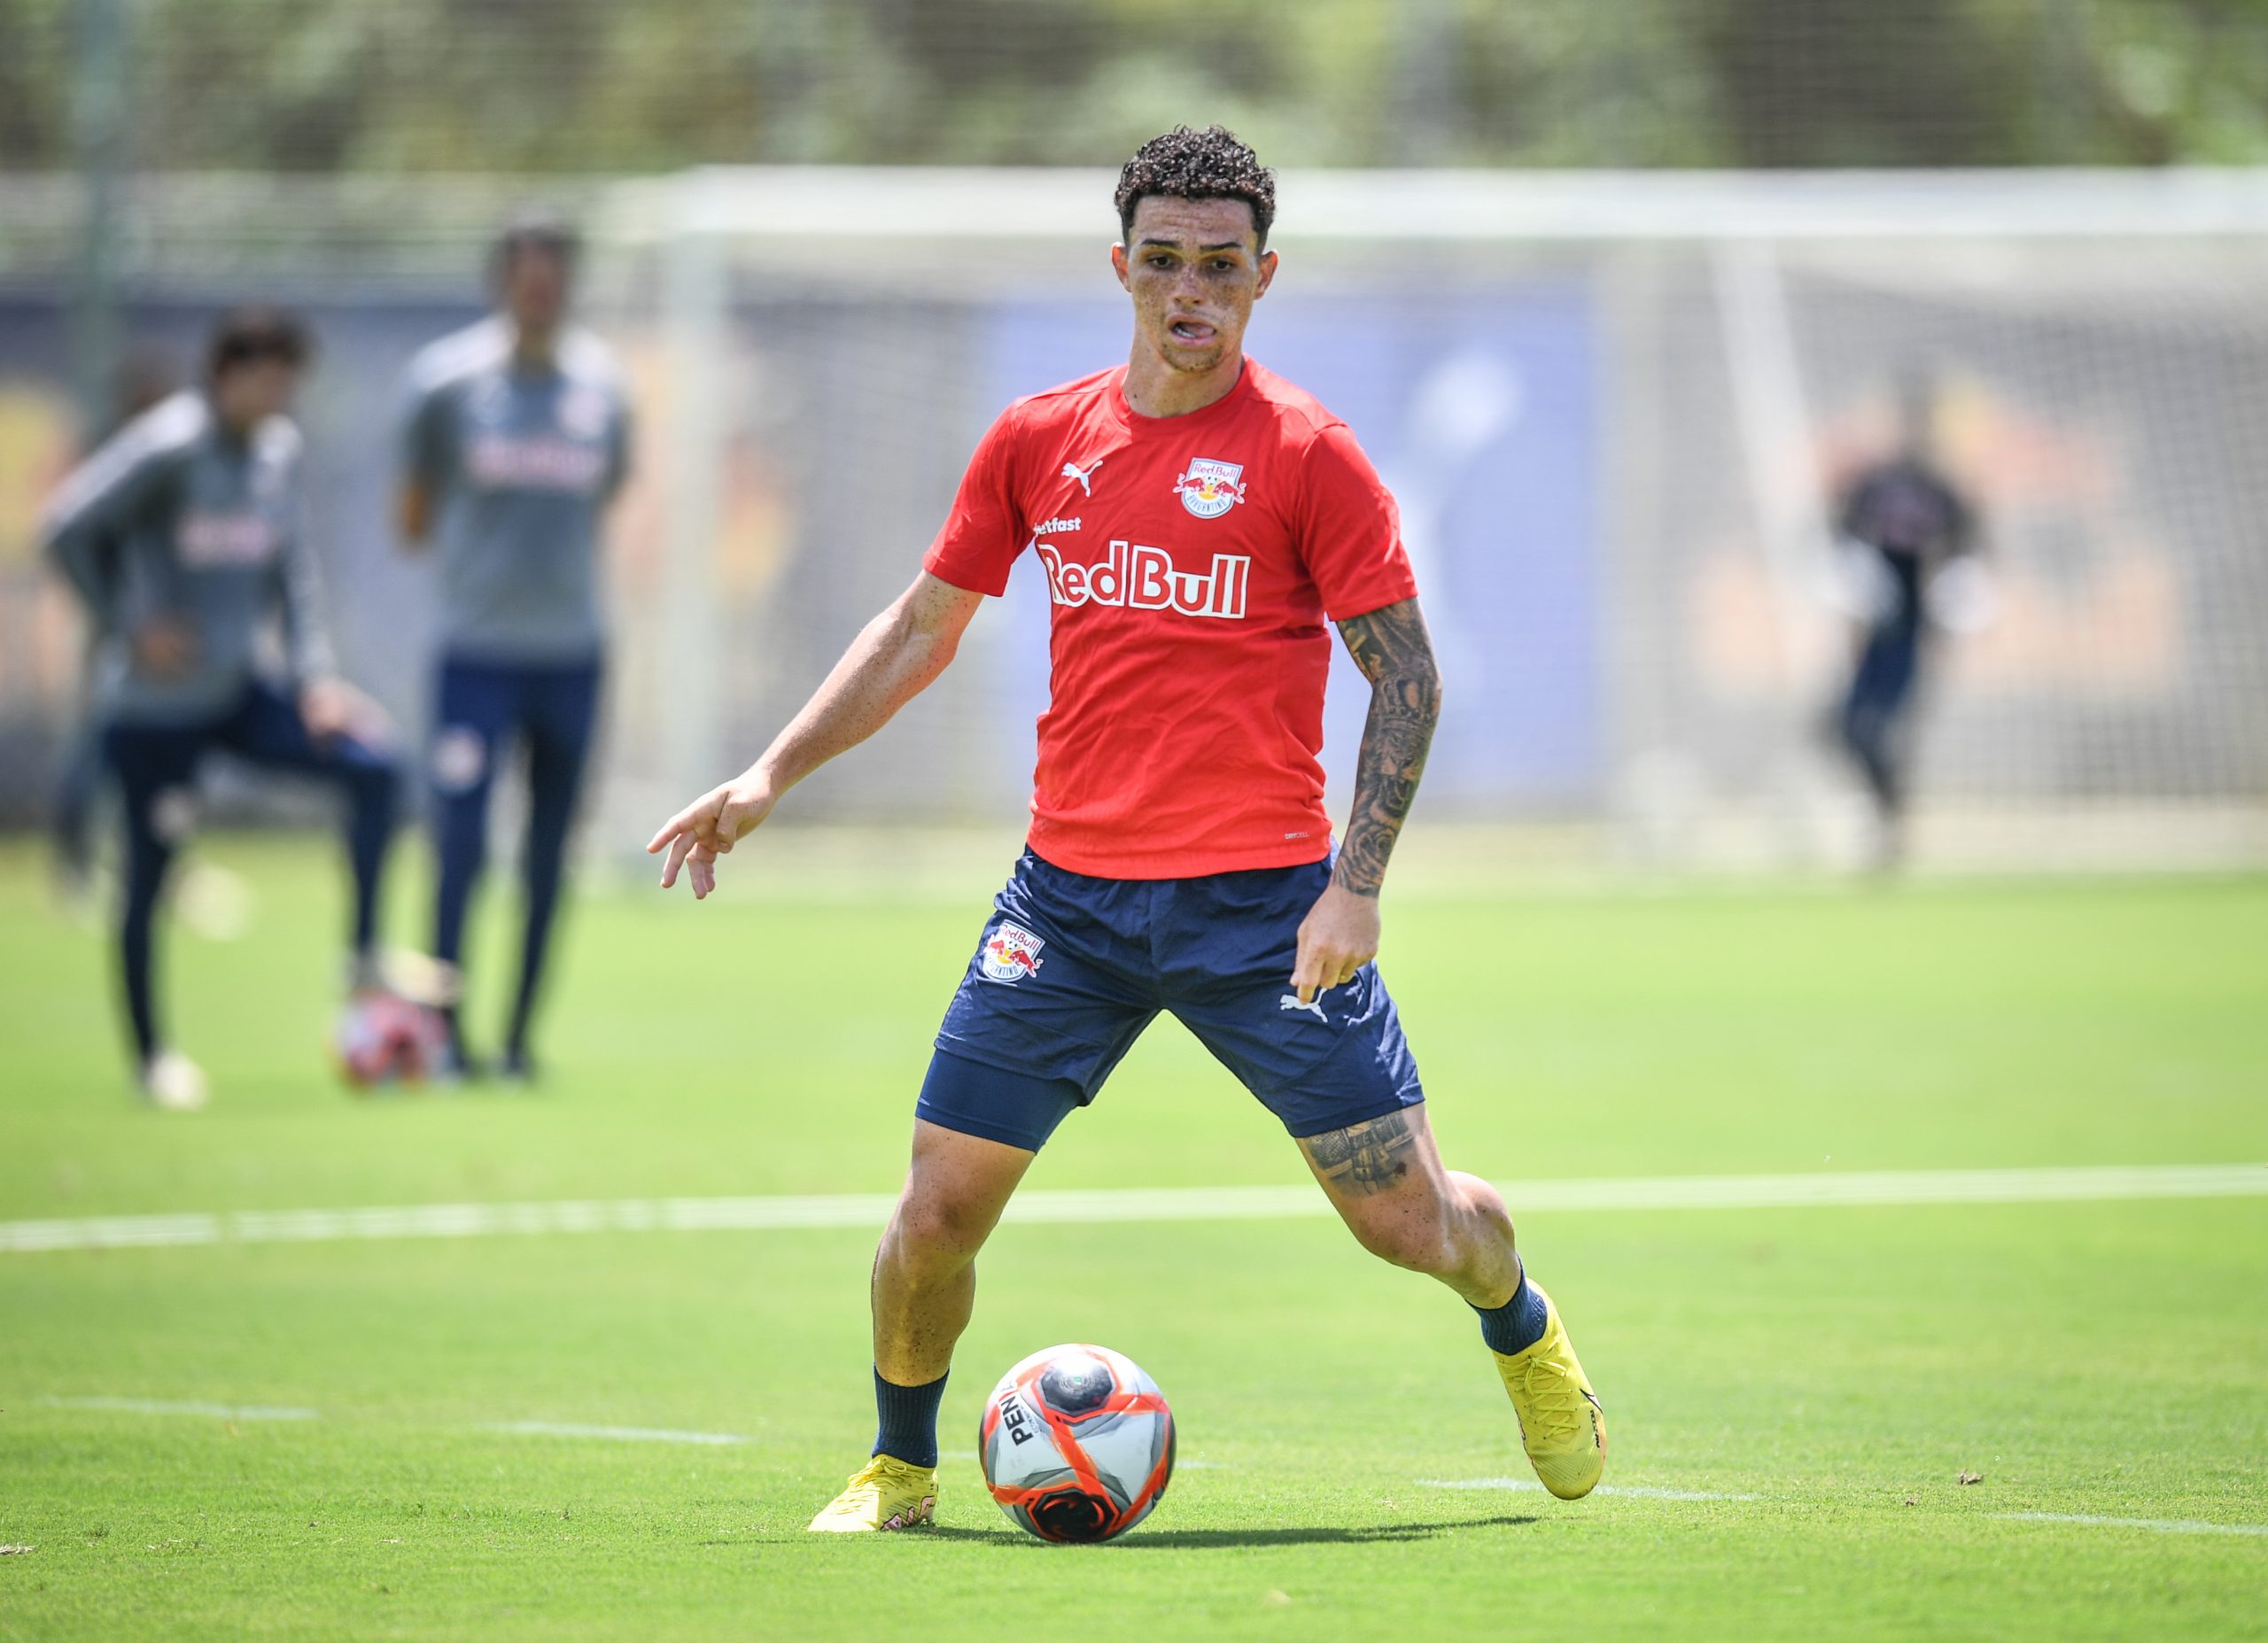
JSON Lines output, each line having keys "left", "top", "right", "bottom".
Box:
{"left": 299, "top": 676, "right": 391, "bottom": 748}
{"left": 647, "top": 773, "right": 779, "bottom": 901}
{"left": 1291, "top": 881, "right": 1381, "bottom": 1004}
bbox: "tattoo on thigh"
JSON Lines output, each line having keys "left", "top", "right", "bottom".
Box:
{"left": 1304, "top": 1111, "right": 1418, "bottom": 1196}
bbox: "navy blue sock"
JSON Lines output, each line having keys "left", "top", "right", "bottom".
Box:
{"left": 1473, "top": 1264, "right": 1550, "bottom": 1356}
{"left": 872, "top": 1367, "right": 947, "bottom": 1469}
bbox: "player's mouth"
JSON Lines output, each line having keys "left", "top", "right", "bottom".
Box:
{"left": 1166, "top": 317, "right": 1218, "bottom": 346}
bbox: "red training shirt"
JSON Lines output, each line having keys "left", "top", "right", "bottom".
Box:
{"left": 924, "top": 359, "right": 1418, "bottom": 880}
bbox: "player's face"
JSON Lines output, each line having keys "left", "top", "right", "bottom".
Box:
{"left": 502, "top": 246, "right": 571, "bottom": 338}
{"left": 1113, "top": 197, "right": 1278, "bottom": 376}
{"left": 211, "top": 359, "right": 299, "bottom": 431}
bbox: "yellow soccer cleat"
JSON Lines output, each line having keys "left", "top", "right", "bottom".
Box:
{"left": 807, "top": 1454, "right": 939, "bottom": 1533}
{"left": 1491, "top": 1285, "right": 1606, "bottom": 1500}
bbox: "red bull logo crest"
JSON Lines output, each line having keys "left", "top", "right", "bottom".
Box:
{"left": 1175, "top": 457, "right": 1247, "bottom": 520}
{"left": 981, "top": 920, "right": 1047, "bottom": 983}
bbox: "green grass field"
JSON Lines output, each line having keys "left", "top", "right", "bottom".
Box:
{"left": 2, "top": 838, "right": 2264, "bottom": 1641}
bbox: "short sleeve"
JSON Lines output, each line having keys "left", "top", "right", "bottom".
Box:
{"left": 922, "top": 402, "right": 1029, "bottom": 597}
{"left": 398, "top": 375, "right": 454, "bottom": 493}
{"left": 1296, "top": 421, "right": 1418, "bottom": 620}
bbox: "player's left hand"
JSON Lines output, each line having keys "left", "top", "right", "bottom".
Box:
{"left": 1291, "top": 881, "right": 1380, "bottom": 1004}
{"left": 647, "top": 771, "right": 781, "bottom": 901}
{"left": 299, "top": 677, "right": 385, "bottom": 747}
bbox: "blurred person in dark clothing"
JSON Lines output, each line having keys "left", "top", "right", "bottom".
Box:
{"left": 395, "top": 213, "right": 633, "bottom": 1081}
{"left": 1829, "top": 373, "right": 1991, "bottom": 867}
{"left": 41, "top": 308, "right": 402, "bottom": 1109}
{"left": 50, "top": 343, "right": 183, "bottom": 903}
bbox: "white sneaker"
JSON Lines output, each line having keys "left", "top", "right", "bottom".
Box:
{"left": 142, "top": 1050, "right": 209, "bottom": 1112}
{"left": 372, "top": 949, "right": 459, "bottom": 1009}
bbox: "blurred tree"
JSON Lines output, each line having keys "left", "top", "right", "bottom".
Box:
{"left": 1, "top": 0, "right": 2265, "bottom": 173}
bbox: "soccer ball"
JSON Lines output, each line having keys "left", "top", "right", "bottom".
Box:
{"left": 333, "top": 991, "right": 449, "bottom": 1089}
{"left": 979, "top": 1344, "right": 1175, "bottom": 1544}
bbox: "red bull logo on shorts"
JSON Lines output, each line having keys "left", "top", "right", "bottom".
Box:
{"left": 980, "top": 920, "right": 1048, "bottom": 983}
{"left": 1174, "top": 457, "right": 1247, "bottom": 520}
{"left": 1033, "top": 539, "right": 1251, "bottom": 621}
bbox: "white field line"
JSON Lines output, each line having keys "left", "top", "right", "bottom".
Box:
{"left": 3, "top": 1164, "right": 2261, "bottom": 1256}
{"left": 1419, "top": 1477, "right": 1758, "bottom": 1501}
{"left": 38, "top": 1399, "right": 750, "bottom": 1446}
{"left": 43, "top": 1396, "right": 318, "bottom": 1421}
{"left": 481, "top": 1421, "right": 748, "bottom": 1446}
{"left": 1993, "top": 1512, "right": 2268, "bottom": 1538}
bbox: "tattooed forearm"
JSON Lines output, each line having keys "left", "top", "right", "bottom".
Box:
{"left": 1332, "top": 597, "right": 1441, "bottom": 898}
{"left": 1302, "top": 1110, "right": 1419, "bottom": 1196}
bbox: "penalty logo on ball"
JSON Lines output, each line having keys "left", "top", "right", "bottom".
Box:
{"left": 979, "top": 1343, "right": 1175, "bottom": 1544}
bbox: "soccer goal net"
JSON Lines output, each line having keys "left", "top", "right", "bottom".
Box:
{"left": 3, "top": 167, "right": 2264, "bottom": 874}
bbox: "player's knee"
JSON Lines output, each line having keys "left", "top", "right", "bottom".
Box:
{"left": 886, "top": 1187, "right": 997, "bottom": 1269}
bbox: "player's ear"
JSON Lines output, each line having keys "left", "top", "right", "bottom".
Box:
{"left": 1109, "top": 242, "right": 1131, "bottom": 291}
{"left": 1254, "top": 247, "right": 1279, "bottom": 300}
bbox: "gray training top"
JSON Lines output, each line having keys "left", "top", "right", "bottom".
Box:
{"left": 398, "top": 318, "right": 633, "bottom": 665}
{"left": 41, "top": 391, "right": 334, "bottom": 726}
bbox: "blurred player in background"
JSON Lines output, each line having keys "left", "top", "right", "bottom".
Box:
{"left": 396, "top": 213, "right": 633, "bottom": 1081}
{"left": 41, "top": 308, "right": 402, "bottom": 1110}
{"left": 48, "top": 343, "right": 183, "bottom": 906}
{"left": 1829, "top": 372, "right": 1989, "bottom": 866}
{"left": 649, "top": 127, "right": 1606, "bottom": 1532}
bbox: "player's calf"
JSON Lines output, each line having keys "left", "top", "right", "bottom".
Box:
{"left": 871, "top": 1135, "right": 1025, "bottom": 1367}
{"left": 1303, "top": 1110, "right": 1519, "bottom": 1297}
{"left": 834, "top": 1116, "right": 1035, "bottom": 1531}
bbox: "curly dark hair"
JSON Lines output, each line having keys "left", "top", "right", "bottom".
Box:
{"left": 205, "top": 306, "right": 313, "bottom": 383}
{"left": 1115, "top": 125, "right": 1277, "bottom": 250}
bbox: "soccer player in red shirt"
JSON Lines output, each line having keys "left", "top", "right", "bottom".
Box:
{"left": 649, "top": 127, "right": 1605, "bottom": 1531}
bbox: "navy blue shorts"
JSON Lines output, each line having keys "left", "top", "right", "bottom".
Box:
{"left": 918, "top": 849, "right": 1425, "bottom": 1151}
